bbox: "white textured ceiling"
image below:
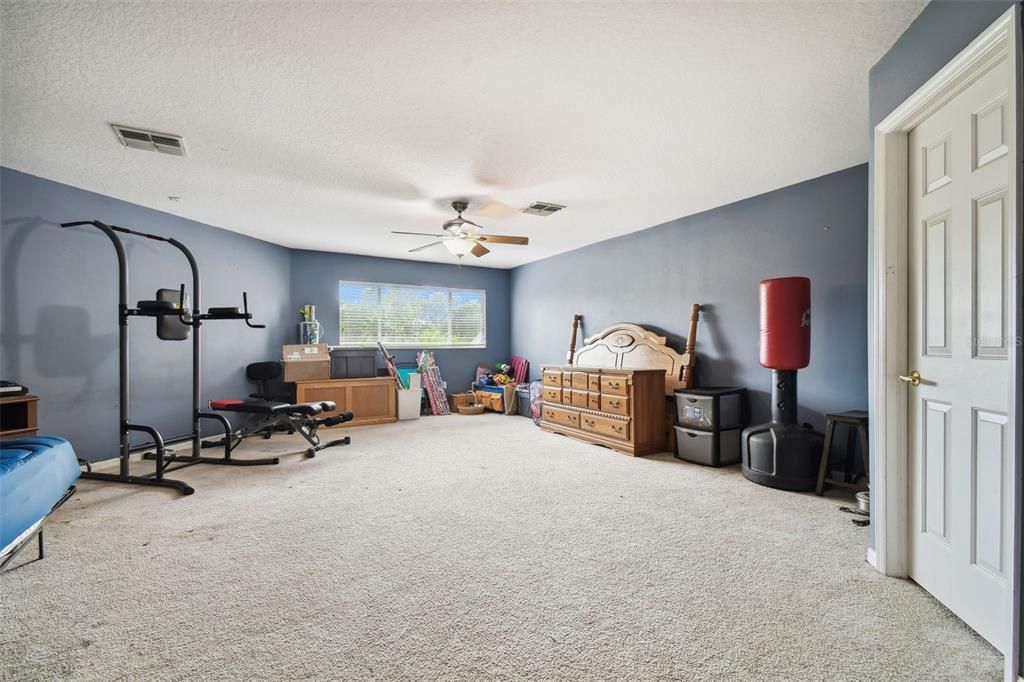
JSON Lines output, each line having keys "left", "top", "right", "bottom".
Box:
{"left": 0, "top": 1, "right": 925, "bottom": 268}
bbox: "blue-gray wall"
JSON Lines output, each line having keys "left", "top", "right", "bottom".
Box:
{"left": 867, "top": 0, "right": 1017, "bottom": 551}
{"left": 510, "top": 164, "right": 869, "bottom": 430}
{"left": 0, "top": 169, "right": 512, "bottom": 461}
{"left": 289, "top": 249, "right": 511, "bottom": 393}
{"left": 0, "top": 167, "right": 293, "bottom": 462}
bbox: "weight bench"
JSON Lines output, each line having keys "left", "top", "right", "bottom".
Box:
{"left": 207, "top": 399, "right": 353, "bottom": 458}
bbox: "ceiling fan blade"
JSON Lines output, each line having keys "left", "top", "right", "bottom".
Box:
{"left": 470, "top": 243, "right": 490, "bottom": 258}
{"left": 393, "top": 231, "right": 447, "bottom": 237}
{"left": 409, "top": 241, "right": 444, "bottom": 253}
{"left": 475, "top": 234, "right": 529, "bottom": 245}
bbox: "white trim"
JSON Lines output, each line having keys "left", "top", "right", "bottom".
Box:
{"left": 870, "top": 7, "right": 1019, "bottom": 677}
{"left": 866, "top": 546, "right": 878, "bottom": 570}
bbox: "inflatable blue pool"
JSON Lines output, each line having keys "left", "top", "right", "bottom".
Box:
{"left": 0, "top": 436, "right": 80, "bottom": 557}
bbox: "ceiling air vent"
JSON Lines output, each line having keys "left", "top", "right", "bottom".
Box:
{"left": 111, "top": 124, "right": 187, "bottom": 157}
{"left": 522, "top": 201, "right": 565, "bottom": 217}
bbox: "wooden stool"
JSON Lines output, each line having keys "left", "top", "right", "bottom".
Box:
{"left": 815, "top": 410, "right": 869, "bottom": 496}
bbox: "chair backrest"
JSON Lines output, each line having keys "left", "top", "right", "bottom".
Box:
{"left": 246, "top": 361, "right": 283, "bottom": 382}
{"left": 246, "top": 361, "right": 284, "bottom": 397}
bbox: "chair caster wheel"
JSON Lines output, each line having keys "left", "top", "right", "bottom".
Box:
{"left": 305, "top": 449, "right": 316, "bottom": 458}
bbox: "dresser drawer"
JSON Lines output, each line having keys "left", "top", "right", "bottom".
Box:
{"left": 581, "top": 413, "right": 630, "bottom": 441}
{"left": 600, "top": 394, "right": 629, "bottom": 416}
{"left": 600, "top": 375, "right": 629, "bottom": 396}
{"left": 542, "top": 370, "right": 562, "bottom": 387}
{"left": 571, "top": 389, "right": 589, "bottom": 408}
{"left": 543, "top": 405, "right": 580, "bottom": 429}
{"left": 561, "top": 388, "right": 573, "bottom": 405}
{"left": 587, "top": 391, "right": 601, "bottom": 411}
{"left": 588, "top": 373, "right": 601, "bottom": 391}
{"left": 571, "top": 372, "right": 589, "bottom": 390}
{"left": 542, "top": 386, "right": 562, "bottom": 403}
{"left": 562, "top": 373, "right": 573, "bottom": 388}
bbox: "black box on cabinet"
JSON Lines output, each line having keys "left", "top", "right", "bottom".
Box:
{"left": 329, "top": 349, "right": 377, "bottom": 379}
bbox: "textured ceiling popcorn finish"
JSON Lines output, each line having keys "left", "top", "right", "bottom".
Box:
{"left": 0, "top": 1, "right": 925, "bottom": 268}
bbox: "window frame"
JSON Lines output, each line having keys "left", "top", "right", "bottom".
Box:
{"left": 337, "top": 279, "right": 487, "bottom": 350}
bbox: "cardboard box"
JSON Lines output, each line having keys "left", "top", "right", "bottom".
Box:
{"left": 282, "top": 344, "right": 331, "bottom": 383}
{"left": 471, "top": 383, "right": 517, "bottom": 415}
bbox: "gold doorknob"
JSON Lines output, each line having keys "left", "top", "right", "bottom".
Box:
{"left": 898, "top": 370, "right": 922, "bottom": 387}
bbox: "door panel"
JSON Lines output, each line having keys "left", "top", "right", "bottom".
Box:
{"left": 972, "top": 409, "right": 1008, "bottom": 579}
{"left": 907, "top": 55, "right": 1012, "bottom": 653}
{"left": 922, "top": 400, "right": 951, "bottom": 541}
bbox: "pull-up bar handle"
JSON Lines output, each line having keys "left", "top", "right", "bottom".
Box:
{"left": 177, "top": 283, "right": 198, "bottom": 327}
{"left": 243, "top": 292, "right": 265, "bottom": 329}
{"left": 61, "top": 220, "right": 165, "bottom": 242}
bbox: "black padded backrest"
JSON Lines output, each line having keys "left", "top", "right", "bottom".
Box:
{"left": 156, "top": 288, "right": 191, "bottom": 341}
{"left": 247, "top": 361, "right": 283, "bottom": 382}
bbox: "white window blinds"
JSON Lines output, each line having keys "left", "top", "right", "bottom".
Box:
{"left": 338, "top": 281, "right": 486, "bottom": 348}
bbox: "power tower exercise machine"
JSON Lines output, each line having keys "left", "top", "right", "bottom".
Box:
{"left": 62, "top": 219, "right": 279, "bottom": 495}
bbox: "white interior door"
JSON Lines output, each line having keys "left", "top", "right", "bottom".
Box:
{"left": 907, "top": 55, "right": 1014, "bottom": 653}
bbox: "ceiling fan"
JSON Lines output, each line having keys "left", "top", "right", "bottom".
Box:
{"left": 392, "top": 200, "right": 529, "bottom": 259}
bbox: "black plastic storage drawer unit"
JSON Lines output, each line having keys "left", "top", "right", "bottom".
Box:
{"left": 329, "top": 348, "right": 377, "bottom": 379}
{"left": 674, "top": 426, "right": 743, "bottom": 467}
{"left": 673, "top": 387, "right": 747, "bottom": 432}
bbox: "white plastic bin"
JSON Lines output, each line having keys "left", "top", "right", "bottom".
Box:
{"left": 397, "top": 372, "right": 422, "bottom": 420}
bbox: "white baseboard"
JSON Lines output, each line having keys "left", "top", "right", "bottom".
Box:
{"left": 867, "top": 547, "right": 878, "bottom": 570}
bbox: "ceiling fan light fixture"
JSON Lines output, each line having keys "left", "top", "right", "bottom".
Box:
{"left": 443, "top": 239, "right": 475, "bottom": 258}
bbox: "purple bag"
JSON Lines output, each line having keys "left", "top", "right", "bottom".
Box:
{"left": 529, "top": 380, "right": 543, "bottom": 425}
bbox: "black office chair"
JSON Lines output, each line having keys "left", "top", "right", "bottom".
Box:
{"left": 245, "top": 363, "right": 296, "bottom": 438}
{"left": 246, "top": 361, "right": 294, "bottom": 403}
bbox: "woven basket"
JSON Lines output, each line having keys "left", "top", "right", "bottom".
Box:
{"left": 457, "top": 403, "right": 485, "bottom": 415}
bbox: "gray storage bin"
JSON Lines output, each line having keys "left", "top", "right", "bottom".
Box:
{"left": 330, "top": 348, "right": 377, "bottom": 379}
{"left": 674, "top": 425, "right": 742, "bottom": 467}
{"left": 674, "top": 387, "right": 747, "bottom": 431}
{"left": 516, "top": 384, "right": 532, "bottom": 418}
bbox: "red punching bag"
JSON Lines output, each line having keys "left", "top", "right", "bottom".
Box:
{"left": 759, "top": 277, "right": 810, "bottom": 370}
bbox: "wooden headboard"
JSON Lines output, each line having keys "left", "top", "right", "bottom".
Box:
{"left": 571, "top": 323, "right": 684, "bottom": 395}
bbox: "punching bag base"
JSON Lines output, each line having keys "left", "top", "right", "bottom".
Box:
{"left": 741, "top": 422, "right": 824, "bottom": 492}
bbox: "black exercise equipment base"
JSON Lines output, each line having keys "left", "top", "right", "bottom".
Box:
{"left": 141, "top": 452, "right": 280, "bottom": 469}
{"left": 307, "top": 436, "right": 350, "bottom": 458}
{"left": 79, "top": 471, "right": 195, "bottom": 495}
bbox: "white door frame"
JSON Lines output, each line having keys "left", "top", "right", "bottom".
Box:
{"left": 870, "top": 6, "right": 1020, "bottom": 678}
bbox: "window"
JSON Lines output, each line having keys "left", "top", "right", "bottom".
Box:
{"left": 338, "top": 281, "right": 486, "bottom": 348}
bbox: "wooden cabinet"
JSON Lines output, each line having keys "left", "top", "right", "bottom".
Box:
{"left": 539, "top": 366, "right": 666, "bottom": 456}
{"left": 295, "top": 377, "right": 396, "bottom": 427}
{"left": 0, "top": 395, "right": 39, "bottom": 439}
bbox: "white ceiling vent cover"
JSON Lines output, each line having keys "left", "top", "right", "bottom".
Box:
{"left": 522, "top": 201, "right": 565, "bottom": 217}
{"left": 111, "top": 124, "right": 187, "bottom": 156}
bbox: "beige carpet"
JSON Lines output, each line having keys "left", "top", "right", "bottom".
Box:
{"left": 1, "top": 414, "right": 1002, "bottom": 681}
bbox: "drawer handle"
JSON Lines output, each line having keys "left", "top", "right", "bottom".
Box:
{"left": 609, "top": 400, "right": 620, "bottom": 407}
{"left": 584, "top": 419, "right": 595, "bottom": 426}
{"left": 608, "top": 381, "right": 620, "bottom": 388}
{"left": 613, "top": 425, "right": 623, "bottom": 433}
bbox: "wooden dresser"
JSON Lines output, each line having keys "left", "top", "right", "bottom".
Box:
{"left": 539, "top": 366, "right": 667, "bottom": 456}
{"left": 295, "top": 377, "right": 397, "bottom": 427}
